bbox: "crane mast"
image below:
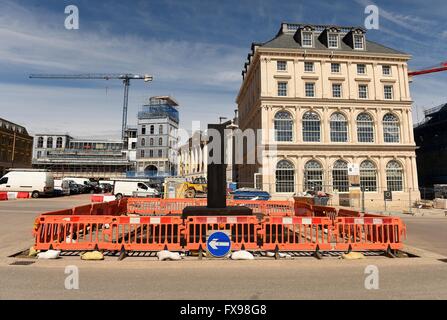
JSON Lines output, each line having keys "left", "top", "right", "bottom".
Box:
{"left": 29, "top": 73, "right": 153, "bottom": 140}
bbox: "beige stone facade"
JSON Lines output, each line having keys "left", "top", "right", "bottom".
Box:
{"left": 236, "top": 23, "right": 420, "bottom": 209}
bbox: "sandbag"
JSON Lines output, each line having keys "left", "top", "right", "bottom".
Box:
{"left": 37, "top": 250, "right": 61, "bottom": 259}
{"left": 157, "top": 250, "right": 182, "bottom": 261}
{"left": 28, "top": 246, "right": 39, "bottom": 257}
{"left": 341, "top": 252, "right": 365, "bottom": 260}
{"left": 81, "top": 251, "right": 104, "bottom": 260}
{"left": 231, "top": 250, "right": 254, "bottom": 260}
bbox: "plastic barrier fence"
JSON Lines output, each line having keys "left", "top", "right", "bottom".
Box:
{"left": 333, "top": 217, "right": 406, "bottom": 251}
{"left": 0, "top": 192, "right": 30, "bottom": 200}
{"left": 34, "top": 215, "right": 184, "bottom": 252}
{"left": 185, "top": 216, "right": 260, "bottom": 251}
{"left": 40, "top": 199, "right": 128, "bottom": 217}
{"left": 260, "top": 217, "right": 334, "bottom": 251}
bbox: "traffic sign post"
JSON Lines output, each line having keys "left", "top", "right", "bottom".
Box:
{"left": 206, "top": 231, "right": 231, "bottom": 258}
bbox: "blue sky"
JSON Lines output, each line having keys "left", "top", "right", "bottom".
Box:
{"left": 0, "top": 0, "right": 446, "bottom": 138}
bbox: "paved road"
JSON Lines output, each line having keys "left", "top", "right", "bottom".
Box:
{"left": 1, "top": 196, "right": 446, "bottom": 300}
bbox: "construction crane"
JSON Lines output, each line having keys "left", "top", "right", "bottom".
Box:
{"left": 29, "top": 73, "right": 153, "bottom": 140}
{"left": 408, "top": 61, "right": 447, "bottom": 77}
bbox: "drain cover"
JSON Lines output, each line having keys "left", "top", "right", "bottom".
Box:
{"left": 9, "top": 260, "right": 35, "bottom": 266}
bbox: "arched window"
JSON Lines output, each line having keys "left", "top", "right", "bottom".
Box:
{"left": 37, "top": 137, "right": 44, "bottom": 148}
{"left": 159, "top": 137, "right": 163, "bottom": 146}
{"left": 141, "top": 138, "right": 146, "bottom": 147}
{"left": 56, "top": 137, "right": 63, "bottom": 148}
{"left": 47, "top": 137, "right": 53, "bottom": 149}
{"left": 150, "top": 138, "right": 154, "bottom": 146}
{"left": 330, "top": 112, "right": 348, "bottom": 142}
{"left": 357, "top": 113, "right": 374, "bottom": 142}
{"left": 150, "top": 125, "right": 155, "bottom": 135}
{"left": 275, "top": 160, "right": 295, "bottom": 193}
{"left": 159, "top": 125, "right": 163, "bottom": 134}
{"left": 360, "top": 160, "right": 377, "bottom": 191}
{"left": 332, "top": 160, "right": 349, "bottom": 192}
{"left": 304, "top": 160, "right": 323, "bottom": 191}
{"left": 383, "top": 113, "right": 400, "bottom": 143}
{"left": 274, "top": 111, "right": 293, "bottom": 142}
{"left": 386, "top": 160, "right": 403, "bottom": 191}
{"left": 302, "top": 111, "right": 320, "bottom": 142}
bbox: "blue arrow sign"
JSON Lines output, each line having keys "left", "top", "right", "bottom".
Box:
{"left": 206, "top": 231, "right": 231, "bottom": 258}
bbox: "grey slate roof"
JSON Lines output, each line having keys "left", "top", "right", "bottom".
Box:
{"left": 260, "top": 30, "right": 407, "bottom": 56}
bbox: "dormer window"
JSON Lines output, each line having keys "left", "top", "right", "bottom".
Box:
{"left": 302, "top": 31, "right": 313, "bottom": 47}
{"left": 328, "top": 33, "right": 339, "bottom": 48}
{"left": 354, "top": 34, "right": 364, "bottom": 50}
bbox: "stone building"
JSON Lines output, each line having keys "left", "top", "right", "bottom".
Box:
{"left": 236, "top": 23, "right": 419, "bottom": 209}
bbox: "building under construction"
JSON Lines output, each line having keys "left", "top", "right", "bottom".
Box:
{"left": 414, "top": 103, "right": 447, "bottom": 187}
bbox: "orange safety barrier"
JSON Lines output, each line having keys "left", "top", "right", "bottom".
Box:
{"left": 229, "top": 200, "right": 294, "bottom": 216}
{"left": 34, "top": 215, "right": 185, "bottom": 252}
{"left": 127, "top": 198, "right": 205, "bottom": 215}
{"left": 333, "top": 217, "right": 406, "bottom": 251}
{"left": 185, "top": 216, "right": 261, "bottom": 251}
{"left": 41, "top": 200, "right": 127, "bottom": 217}
{"left": 260, "top": 216, "right": 334, "bottom": 251}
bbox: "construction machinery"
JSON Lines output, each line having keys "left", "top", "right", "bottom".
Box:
{"left": 182, "top": 177, "right": 207, "bottom": 198}
{"left": 29, "top": 73, "right": 153, "bottom": 140}
{"left": 408, "top": 61, "right": 447, "bottom": 77}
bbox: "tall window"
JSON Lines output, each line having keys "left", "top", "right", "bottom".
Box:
{"left": 140, "top": 150, "right": 145, "bottom": 158}
{"left": 149, "top": 150, "right": 154, "bottom": 158}
{"left": 302, "top": 32, "right": 313, "bottom": 47}
{"left": 384, "top": 85, "right": 393, "bottom": 100}
{"left": 386, "top": 161, "right": 403, "bottom": 191}
{"left": 150, "top": 138, "right": 154, "bottom": 146}
{"left": 37, "top": 137, "right": 44, "bottom": 148}
{"left": 357, "top": 113, "right": 374, "bottom": 142}
{"left": 304, "top": 160, "right": 323, "bottom": 191}
{"left": 358, "top": 84, "right": 368, "bottom": 99}
{"left": 276, "top": 160, "right": 295, "bottom": 193}
{"left": 159, "top": 137, "right": 163, "bottom": 146}
{"left": 331, "top": 63, "right": 340, "bottom": 73}
{"left": 302, "top": 111, "right": 320, "bottom": 142}
{"left": 47, "top": 137, "right": 53, "bottom": 149}
{"left": 141, "top": 138, "right": 146, "bottom": 147}
{"left": 274, "top": 111, "right": 293, "bottom": 142}
{"left": 332, "top": 160, "right": 349, "bottom": 192}
{"left": 357, "top": 64, "right": 366, "bottom": 74}
{"left": 328, "top": 33, "right": 338, "bottom": 48}
{"left": 150, "top": 125, "right": 154, "bottom": 134}
{"left": 304, "top": 62, "right": 314, "bottom": 72}
{"left": 141, "top": 125, "right": 146, "bottom": 135}
{"left": 56, "top": 137, "right": 63, "bottom": 148}
{"left": 330, "top": 112, "right": 348, "bottom": 142}
{"left": 159, "top": 125, "right": 163, "bottom": 134}
{"left": 383, "top": 113, "right": 400, "bottom": 143}
{"left": 354, "top": 35, "right": 364, "bottom": 49}
{"left": 158, "top": 149, "right": 163, "bottom": 157}
{"left": 277, "top": 61, "right": 287, "bottom": 71}
{"left": 332, "top": 84, "right": 342, "bottom": 98}
{"left": 360, "top": 160, "right": 377, "bottom": 191}
{"left": 305, "top": 82, "right": 315, "bottom": 97}
{"left": 278, "top": 82, "right": 287, "bottom": 96}
{"left": 382, "top": 65, "right": 391, "bottom": 75}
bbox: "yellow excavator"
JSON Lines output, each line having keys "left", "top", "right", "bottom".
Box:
{"left": 181, "top": 177, "right": 207, "bottom": 198}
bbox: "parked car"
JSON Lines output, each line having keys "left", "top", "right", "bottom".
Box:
{"left": 99, "top": 183, "right": 113, "bottom": 193}
{"left": 68, "top": 181, "right": 81, "bottom": 195}
{"left": 0, "top": 169, "right": 54, "bottom": 198}
{"left": 232, "top": 188, "right": 271, "bottom": 201}
{"left": 54, "top": 179, "right": 70, "bottom": 196}
{"left": 113, "top": 180, "right": 159, "bottom": 200}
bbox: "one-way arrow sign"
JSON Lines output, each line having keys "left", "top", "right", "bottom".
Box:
{"left": 206, "top": 231, "right": 232, "bottom": 257}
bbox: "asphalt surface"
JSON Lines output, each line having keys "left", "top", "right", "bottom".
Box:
{"left": 0, "top": 195, "right": 446, "bottom": 300}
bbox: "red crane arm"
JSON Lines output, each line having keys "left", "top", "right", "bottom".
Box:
{"left": 408, "top": 61, "right": 447, "bottom": 76}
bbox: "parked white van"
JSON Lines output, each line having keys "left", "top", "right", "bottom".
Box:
{"left": 0, "top": 169, "right": 54, "bottom": 198}
{"left": 113, "top": 180, "right": 159, "bottom": 199}
{"left": 54, "top": 179, "right": 70, "bottom": 196}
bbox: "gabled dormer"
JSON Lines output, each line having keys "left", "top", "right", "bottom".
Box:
{"left": 343, "top": 27, "right": 366, "bottom": 50}
{"left": 293, "top": 25, "right": 315, "bottom": 48}
{"left": 318, "top": 26, "right": 341, "bottom": 49}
